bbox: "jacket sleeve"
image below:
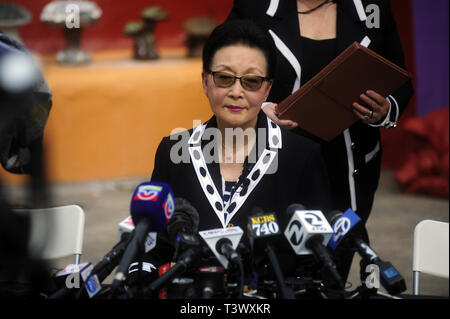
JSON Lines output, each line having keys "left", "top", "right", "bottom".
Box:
{"left": 150, "top": 137, "right": 171, "bottom": 184}
{"left": 147, "top": 137, "right": 177, "bottom": 265}
{"left": 374, "top": 0, "right": 414, "bottom": 128}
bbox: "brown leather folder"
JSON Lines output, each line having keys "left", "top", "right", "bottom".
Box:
{"left": 275, "top": 42, "right": 411, "bottom": 141}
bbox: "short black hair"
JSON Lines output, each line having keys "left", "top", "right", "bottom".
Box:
{"left": 202, "top": 19, "right": 276, "bottom": 79}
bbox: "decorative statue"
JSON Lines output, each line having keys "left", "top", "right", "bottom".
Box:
{"left": 40, "top": 0, "right": 102, "bottom": 65}
{"left": 183, "top": 17, "right": 217, "bottom": 58}
{"left": 124, "top": 6, "right": 168, "bottom": 60}
{"left": 0, "top": 2, "right": 32, "bottom": 44}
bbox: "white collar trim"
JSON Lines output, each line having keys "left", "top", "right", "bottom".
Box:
{"left": 188, "top": 117, "right": 282, "bottom": 228}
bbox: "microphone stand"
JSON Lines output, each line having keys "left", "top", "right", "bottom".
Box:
{"left": 348, "top": 284, "right": 402, "bottom": 299}
{"left": 141, "top": 234, "right": 202, "bottom": 297}
{"left": 347, "top": 258, "right": 403, "bottom": 300}
{"left": 265, "top": 244, "right": 296, "bottom": 299}
{"left": 144, "top": 248, "right": 199, "bottom": 295}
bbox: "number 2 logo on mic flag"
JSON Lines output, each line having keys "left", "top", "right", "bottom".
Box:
{"left": 304, "top": 212, "right": 323, "bottom": 227}
{"left": 135, "top": 185, "right": 162, "bottom": 201}
{"left": 163, "top": 193, "right": 174, "bottom": 223}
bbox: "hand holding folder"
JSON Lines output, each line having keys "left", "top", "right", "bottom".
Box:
{"left": 275, "top": 42, "right": 411, "bottom": 142}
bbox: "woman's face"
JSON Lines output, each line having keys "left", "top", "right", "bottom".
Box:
{"left": 202, "top": 44, "right": 272, "bottom": 130}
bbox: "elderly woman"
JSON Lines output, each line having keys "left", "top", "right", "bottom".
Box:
{"left": 144, "top": 20, "right": 334, "bottom": 295}
{"left": 152, "top": 20, "right": 331, "bottom": 231}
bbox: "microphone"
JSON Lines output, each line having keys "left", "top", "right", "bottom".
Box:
{"left": 47, "top": 262, "right": 95, "bottom": 299}
{"left": 195, "top": 266, "right": 225, "bottom": 299}
{"left": 199, "top": 226, "right": 245, "bottom": 298}
{"left": 284, "top": 204, "right": 344, "bottom": 290}
{"left": 167, "top": 198, "right": 199, "bottom": 239}
{"left": 327, "top": 208, "right": 361, "bottom": 250}
{"left": 130, "top": 182, "right": 175, "bottom": 232}
{"left": 328, "top": 209, "right": 406, "bottom": 295}
{"left": 129, "top": 198, "right": 200, "bottom": 298}
{"left": 199, "top": 226, "right": 243, "bottom": 269}
{"left": 65, "top": 232, "right": 133, "bottom": 299}
{"left": 118, "top": 216, "right": 158, "bottom": 253}
{"left": 167, "top": 197, "right": 200, "bottom": 258}
{"left": 49, "top": 231, "right": 135, "bottom": 299}
{"left": 110, "top": 182, "right": 174, "bottom": 293}
{"left": 61, "top": 192, "right": 167, "bottom": 299}
{"left": 216, "top": 238, "right": 240, "bottom": 263}
{"left": 75, "top": 216, "right": 158, "bottom": 299}
{"left": 144, "top": 233, "right": 202, "bottom": 295}
{"left": 125, "top": 260, "right": 163, "bottom": 298}
{"left": 247, "top": 208, "right": 296, "bottom": 299}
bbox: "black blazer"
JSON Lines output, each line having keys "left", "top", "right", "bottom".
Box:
{"left": 227, "top": 0, "right": 414, "bottom": 224}
{"left": 150, "top": 111, "right": 333, "bottom": 273}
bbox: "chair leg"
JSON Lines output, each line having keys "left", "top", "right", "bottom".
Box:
{"left": 74, "top": 254, "right": 81, "bottom": 265}
{"left": 413, "top": 271, "right": 420, "bottom": 295}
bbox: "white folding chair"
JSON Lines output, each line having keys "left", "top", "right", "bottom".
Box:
{"left": 412, "top": 219, "right": 449, "bottom": 295}
{"left": 15, "top": 205, "right": 86, "bottom": 265}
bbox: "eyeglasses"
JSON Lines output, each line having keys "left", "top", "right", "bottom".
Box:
{"left": 207, "top": 71, "right": 271, "bottom": 91}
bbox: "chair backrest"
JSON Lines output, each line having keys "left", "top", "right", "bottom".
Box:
{"left": 16, "top": 205, "right": 86, "bottom": 264}
{"left": 413, "top": 219, "right": 449, "bottom": 278}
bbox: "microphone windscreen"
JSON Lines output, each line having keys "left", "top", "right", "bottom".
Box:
{"left": 174, "top": 198, "right": 200, "bottom": 231}
{"left": 250, "top": 206, "right": 264, "bottom": 215}
{"left": 167, "top": 198, "right": 200, "bottom": 242}
{"left": 130, "top": 182, "right": 175, "bottom": 232}
{"left": 286, "top": 203, "right": 306, "bottom": 217}
{"left": 328, "top": 210, "right": 344, "bottom": 225}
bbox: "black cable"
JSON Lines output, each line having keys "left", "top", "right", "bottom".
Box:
{"left": 236, "top": 259, "right": 245, "bottom": 299}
